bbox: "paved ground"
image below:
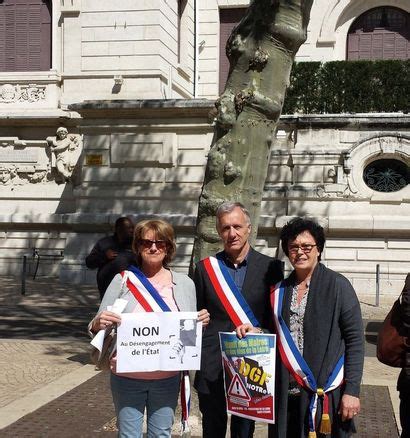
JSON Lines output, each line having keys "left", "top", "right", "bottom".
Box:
{"left": 0, "top": 276, "right": 402, "bottom": 437}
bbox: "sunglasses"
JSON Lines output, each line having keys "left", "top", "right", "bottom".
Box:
{"left": 138, "top": 239, "right": 167, "bottom": 250}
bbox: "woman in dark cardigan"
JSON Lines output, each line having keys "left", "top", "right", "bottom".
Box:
{"left": 398, "top": 273, "right": 410, "bottom": 438}
{"left": 236, "top": 218, "right": 364, "bottom": 437}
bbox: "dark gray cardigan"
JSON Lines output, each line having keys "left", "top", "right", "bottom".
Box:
{"left": 269, "top": 263, "right": 364, "bottom": 438}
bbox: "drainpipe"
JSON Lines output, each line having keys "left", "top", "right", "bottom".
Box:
{"left": 194, "top": 0, "right": 199, "bottom": 98}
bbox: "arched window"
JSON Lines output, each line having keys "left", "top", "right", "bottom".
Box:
{"left": 0, "top": 0, "right": 52, "bottom": 72}
{"left": 347, "top": 7, "right": 409, "bottom": 60}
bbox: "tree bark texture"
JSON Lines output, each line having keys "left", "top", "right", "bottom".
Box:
{"left": 191, "top": 0, "right": 313, "bottom": 265}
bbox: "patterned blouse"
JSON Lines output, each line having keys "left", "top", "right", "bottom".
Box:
{"left": 288, "top": 282, "right": 310, "bottom": 395}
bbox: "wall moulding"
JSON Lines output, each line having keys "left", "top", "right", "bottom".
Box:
{"left": 0, "top": 128, "right": 82, "bottom": 186}
{"left": 0, "top": 84, "right": 46, "bottom": 104}
{"left": 0, "top": 72, "right": 61, "bottom": 109}
{"left": 317, "top": 0, "right": 410, "bottom": 48}
{"left": 110, "top": 133, "right": 177, "bottom": 168}
{"left": 345, "top": 134, "right": 410, "bottom": 201}
{"left": 60, "top": 0, "right": 81, "bottom": 16}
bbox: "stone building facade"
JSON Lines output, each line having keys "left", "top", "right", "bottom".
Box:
{"left": 0, "top": 0, "right": 408, "bottom": 297}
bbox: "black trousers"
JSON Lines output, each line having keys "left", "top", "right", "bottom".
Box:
{"left": 197, "top": 373, "right": 255, "bottom": 438}
{"left": 400, "top": 391, "right": 410, "bottom": 438}
{"left": 268, "top": 394, "right": 301, "bottom": 437}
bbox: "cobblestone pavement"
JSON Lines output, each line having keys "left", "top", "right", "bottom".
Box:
{"left": 0, "top": 339, "right": 88, "bottom": 409}
{"left": 0, "top": 276, "right": 402, "bottom": 436}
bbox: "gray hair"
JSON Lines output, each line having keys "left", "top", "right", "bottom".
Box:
{"left": 216, "top": 202, "right": 251, "bottom": 228}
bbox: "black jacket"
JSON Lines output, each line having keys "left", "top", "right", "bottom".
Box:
{"left": 193, "top": 247, "right": 283, "bottom": 391}
{"left": 85, "top": 235, "right": 134, "bottom": 296}
{"left": 398, "top": 273, "right": 410, "bottom": 394}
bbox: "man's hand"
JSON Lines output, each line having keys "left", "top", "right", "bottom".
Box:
{"left": 197, "top": 308, "right": 210, "bottom": 328}
{"left": 235, "top": 323, "right": 262, "bottom": 339}
{"left": 105, "top": 249, "right": 118, "bottom": 260}
{"left": 339, "top": 394, "right": 360, "bottom": 421}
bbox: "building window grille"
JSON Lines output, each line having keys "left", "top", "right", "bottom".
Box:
{"left": 363, "top": 158, "right": 409, "bottom": 192}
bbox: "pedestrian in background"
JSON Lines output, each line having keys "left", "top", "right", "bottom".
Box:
{"left": 86, "top": 217, "right": 135, "bottom": 299}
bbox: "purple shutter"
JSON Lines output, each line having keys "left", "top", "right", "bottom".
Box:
{"left": 347, "top": 7, "right": 409, "bottom": 61}
{"left": 0, "top": 4, "right": 5, "bottom": 70}
{"left": 0, "top": 0, "right": 51, "bottom": 72}
{"left": 219, "top": 8, "right": 247, "bottom": 94}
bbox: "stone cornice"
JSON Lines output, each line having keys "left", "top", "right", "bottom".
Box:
{"left": 279, "top": 113, "right": 410, "bottom": 129}
{"left": 68, "top": 99, "right": 215, "bottom": 119}
{"left": 68, "top": 99, "right": 410, "bottom": 127}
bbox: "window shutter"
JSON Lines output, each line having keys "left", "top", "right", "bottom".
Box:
{"left": 372, "top": 33, "right": 383, "bottom": 59}
{"left": 5, "top": 3, "right": 16, "bottom": 70}
{"left": 0, "top": 4, "right": 5, "bottom": 71}
{"left": 395, "top": 34, "right": 409, "bottom": 60}
{"left": 383, "top": 33, "right": 395, "bottom": 60}
{"left": 0, "top": 0, "right": 51, "bottom": 72}
{"left": 219, "top": 8, "right": 247, "bottom": 94}
{"left": 347, "top": 7, "right": 409, "bottom": 61}
{"left": 358, "top": 34, "right": 372, "bottom": 60}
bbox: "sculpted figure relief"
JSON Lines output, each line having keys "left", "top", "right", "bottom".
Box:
{"left": 0, "top": 165, "right": 17, "bottom": 185}
{"left": 47, "top": 127, "right": 81, "bottom": 181}
{"left": 0, "top": 84, "right": 46, "bottom": 103}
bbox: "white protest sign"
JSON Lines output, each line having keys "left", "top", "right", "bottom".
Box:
{"left": 116, "top": 312, "right": 202, "bottom": 373}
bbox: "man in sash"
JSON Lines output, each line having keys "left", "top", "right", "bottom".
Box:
{"left": 194, "top": 202, "right": 283, "bottom": 437}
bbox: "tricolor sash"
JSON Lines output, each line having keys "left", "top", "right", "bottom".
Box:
{"left": 271, "top": 281, "right": 344, "bottom": 437}
{"left": 202, "top": 256, "right": 260, "bottom": 327}
{"left": 121, "top": 265, "right": 191, "bottom": 434}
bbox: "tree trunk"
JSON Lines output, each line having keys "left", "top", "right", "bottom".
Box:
{"left": 191, "top": 0, "right": 313, "bottom": 266}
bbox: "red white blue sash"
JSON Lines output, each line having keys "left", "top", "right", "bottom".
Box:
{"left": 202, "top": 256, "right": 260, "bottom": 327}
{"left": 121, "top": 265, "right": 191, "bottom": 434}
{"left": 271, "top": 281, "right": 344, "bottom": 436}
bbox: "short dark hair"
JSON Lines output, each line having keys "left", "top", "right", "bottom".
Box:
{"left": 280, "top": 218, "right": 325, "bottom": 261}
{"left": 114, "top": 216, "right": 132, "bottom": 232}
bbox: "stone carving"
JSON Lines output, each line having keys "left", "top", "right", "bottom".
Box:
{"left": 317, "top": 164, "right": 352, "bottom": 198}
{"left": 325, "top": 167, "right": 337, "bottom": 183}
{"left": 47, "top": 127, "right": 81, "bottom": 181}
{"left": 0, "top": 84, "right": 46, "bottom": 103}
{"left": 26, "top": 167, "right": 49, "bottom": 184}
{"left": 0, "top": 165, "right": 17, "bottom": 185}
{"left": 316, "top": 183, "right": 350, "bottom": 198}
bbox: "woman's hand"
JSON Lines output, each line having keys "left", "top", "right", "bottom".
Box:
{"left": 235, "top": 323, "right": 262, "bottom": 339}
{"left": 339, "top": 394, "right": 360, "bottom": 421}
{"left": 92, "top": 310, "right": 122, "bottom": 333}
{"left": 198, "top": 308, "right": 210, "bottom": 327}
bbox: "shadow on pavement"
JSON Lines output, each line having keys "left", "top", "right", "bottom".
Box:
{"left": 0, "top": 276, "right": 100, "bottom": 341}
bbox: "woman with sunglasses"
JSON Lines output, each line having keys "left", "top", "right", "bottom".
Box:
{"left": 236, "top": 218, "right": 364, "bottom": 437}
{"left": 90, "top": 219, "right": 210, "bottom": 438}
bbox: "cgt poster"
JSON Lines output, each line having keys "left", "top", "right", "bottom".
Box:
{"left": 116, "top": 312, "right": 202, "bottom": 373}
{"left": 219, "top": 332, "right": 276, "bottom": 423}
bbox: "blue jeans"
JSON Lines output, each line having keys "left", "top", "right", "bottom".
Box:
{"left": 110, "top": 373, "right": 180, "bottom": 438}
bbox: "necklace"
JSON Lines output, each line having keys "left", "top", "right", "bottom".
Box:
{"left": 295, "top": 280, "right": 310, "bottom": 305}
